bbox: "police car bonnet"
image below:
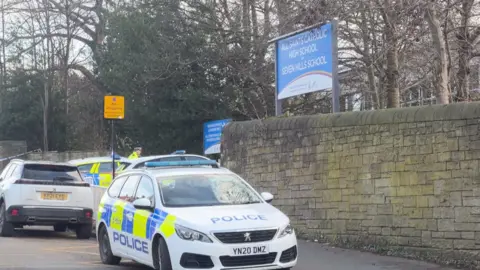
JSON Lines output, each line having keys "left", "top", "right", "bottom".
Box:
{"left": 166, "top": 203, "right": 289, "bottom": 229}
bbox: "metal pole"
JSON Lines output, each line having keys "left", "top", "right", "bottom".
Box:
{"left": 111, "top": 120, "right": 115, "bottom": 179}
{"left": 274, "top": 42, "right": 282, "bottom": 116}
{"left": 331, "top": 20, "right": 341, "bottom": 113}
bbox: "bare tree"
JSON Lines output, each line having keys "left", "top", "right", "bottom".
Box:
{"left": 453, "top": 0, "right": 480, "bottom": 101}
{"left": 425, "top": 0, "right": 450, "bottom": 104}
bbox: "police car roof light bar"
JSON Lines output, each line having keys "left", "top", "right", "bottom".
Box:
{"left": 172, "top": 150, "right": 186, "bottom": 155}
{"left": 144, "top": 160, "right": 218, "bottom": 168}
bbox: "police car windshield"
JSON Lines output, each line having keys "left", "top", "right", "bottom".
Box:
{"left": 157, "top": 174, "right": 262, "bottom": 207}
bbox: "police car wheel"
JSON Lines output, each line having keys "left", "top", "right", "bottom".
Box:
{"left": 153, "top": 236, "right": 172, "bottom": 270}
{"left": 98, "top": 225, "right": 121, "bottom": 265}
{"left": 0, "top": 203, "right": 14, "bottom": 237}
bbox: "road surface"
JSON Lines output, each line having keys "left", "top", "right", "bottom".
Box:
{"left": 0, "top": 227, "right": 457, "bottom": 270}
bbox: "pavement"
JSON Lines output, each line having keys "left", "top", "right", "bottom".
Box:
{"left": 0, "top": 226, "right": 458, "bottom": 270}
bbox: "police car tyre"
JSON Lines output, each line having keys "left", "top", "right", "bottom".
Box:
{"left": 0, "top": 202, "right": 14, "bottom": 237}
{"left": 98, "top": 225, "right": 121, "bottom": 265}
{"left": 153, "top": 236, "right": 172, "bottom": 270}
{"left": 75, "top": 224, "right": 91, "bottom": 239}
{"left": 54, "top": 224, "right": 67, "bottom": 232}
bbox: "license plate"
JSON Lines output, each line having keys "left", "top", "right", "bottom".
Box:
{"left": 40, "top": 192, "right": 68, "bottom": 201}
{"left": 232, "top": 245, "right": 269, "bottom": 256}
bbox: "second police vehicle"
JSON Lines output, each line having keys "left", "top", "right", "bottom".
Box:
{"left": 96, "top": 160, "right": 298, "bottom": 270}
{"left": 116, "top": 150, "right": 212, "bottom": 172}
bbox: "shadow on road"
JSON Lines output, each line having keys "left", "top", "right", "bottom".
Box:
{"left": 13, "top": 226, "right": 80, "bottom": 240}
{"left": 4, "top": 226, "right": 152, "bottom": 269}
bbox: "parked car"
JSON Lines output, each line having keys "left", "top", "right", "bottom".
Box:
{"left": 96, "top": 159, "right": 297, "bottom": 270}
{"left": 0, "top": 159, "right": 93, "bottom": 239}
{"left": 68, "top": 155, "right": 131, "bottom": 187}
{"left": 117, "top": 150, "right": 211, "bottom": 172}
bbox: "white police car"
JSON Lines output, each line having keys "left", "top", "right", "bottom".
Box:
{"left": 96, "top": 160, "right": 297, "bottom": 270}
{"left": 116, "top": 150, "right": 212, "bottom": 172}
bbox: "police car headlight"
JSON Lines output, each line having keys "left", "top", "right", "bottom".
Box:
{"left": 278, "top": 224, "right": 294, "bottom": 238}
{"left": 175, "top": 224, "right": 213, "bottom": 243}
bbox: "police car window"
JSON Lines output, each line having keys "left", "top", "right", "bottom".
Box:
{"left": 135, "top": 176, "right": 154, "bottom": 201}
{"left": 119, "top": 175, "right": 141, "bottom": 202}
{"left": 98, "top": 162, "right": 114, "bottom": 173}
{"left": 116, "top": 162, "right": 131, "bottom": 171}
{"left": 133, "top": 162, "right": 145, "bottom": 169}
{"left": 108, "top": 176, "right": 128, "bottom": 198}
{"left": 78, "top": 163, "right": 93, "bottom": 173}
{"left": 157, "top": 174, "right": 262, "bottom": 207}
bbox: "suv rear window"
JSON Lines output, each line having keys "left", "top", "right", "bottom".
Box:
{"left": 22, "top": 164, "right": 83, "bottom": 182}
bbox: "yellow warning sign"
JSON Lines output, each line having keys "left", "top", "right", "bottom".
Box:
{"left": 104, "top": 96, "right": 125, "bottom": 120}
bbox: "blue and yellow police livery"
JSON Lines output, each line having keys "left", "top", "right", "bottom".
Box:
{"left": 96, "top": 160, "right": 298, "bottom": 270}
{"left": 68, "top": 155, "right": 131, "bottom": 188}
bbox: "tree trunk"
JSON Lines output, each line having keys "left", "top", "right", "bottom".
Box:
{"left": 425, "top": 1, "right": 450, "bottom": 104}
{"left": 382, "top": 0, "right": 400, "bottom": 108}
{"left": 1, "top": 0, "right": 5, "bottom": 86}
{"left": 385, "top": 32, "right": 400, "bottom": 108}
{"left": 361, "top": 1, "right": 379, "bottom": 109}
{"left": 455, "top": 0, "right": 474, "bottom": 101}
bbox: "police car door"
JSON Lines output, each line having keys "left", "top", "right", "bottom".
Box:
{"left": 102, "top": 175, "right": 127, "bottom": 257}
{"left": 113, "top": 174, "right": 140, "bottom": 257}
{"left": 128, "top": 175, "right": 156, "bottom": 263}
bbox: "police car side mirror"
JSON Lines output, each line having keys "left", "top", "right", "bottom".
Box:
{"left": 261, "top": 192, "right": 274, "bottom": 203}
{"left": 133, "top": 198, "right": 153, "bottom": 211}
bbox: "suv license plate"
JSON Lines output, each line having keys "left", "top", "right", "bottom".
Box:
{"left": 232, "top": 245, "right": 269, "bottom": 256}
{"left": 41, "top": 192, "right": 68, "bottom": 201}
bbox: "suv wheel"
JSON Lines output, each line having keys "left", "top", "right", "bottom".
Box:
{"left": 75, "top": 224, "right": 91, "bottom": 239}
{"left": 0, "top": 203, "right": 14, "bottom": 237}
{"left": 98, "top": 225, "right": 121, "bottom": 265}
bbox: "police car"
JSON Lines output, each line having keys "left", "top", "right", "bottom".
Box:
{"left": 116, "top": 150, "right": 211, "bottom": 172}
{"left": 68, "top": 154, "right": 131, "bottom": 187}
{"left": 96, "top": 160, "right": 297, "bottom": 270}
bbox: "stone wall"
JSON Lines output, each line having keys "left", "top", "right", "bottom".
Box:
{"left": 222, "top": 103, "right": 480, "bottom": 268}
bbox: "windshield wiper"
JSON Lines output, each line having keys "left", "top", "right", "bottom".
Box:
{"left": 53, "top": 176, "right": 74, "bottom": 181}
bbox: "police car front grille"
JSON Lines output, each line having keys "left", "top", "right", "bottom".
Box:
{"left": 180, "top": 253, "right": 214, "bottom": 269}
{"left": 219, "top": 252, "right": 277, "bottom": 267}
{"left": 213, "top": 229, "right": 278, "bottom": 243}
{"left": 279, "top": 245, "right": 297, "bottom": 263}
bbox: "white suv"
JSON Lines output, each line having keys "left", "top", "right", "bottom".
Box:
{"left": 0, "top": 159, "right": 94, "bottom": 239}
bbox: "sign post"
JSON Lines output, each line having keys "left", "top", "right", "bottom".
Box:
{"left": 104, "top": 95, "right": 125, "bottom": 180}
{"left": 203, "top": 119, "right": 231, "bottom": 155}
{"left": 270, "top": 21, "right": 340, "bottom": 115}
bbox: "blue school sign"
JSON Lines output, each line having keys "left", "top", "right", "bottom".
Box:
{"left": 203, "top": 119, "right": 231, "bottom": 155}
{"left": 276, "top": 23, "right": 334, "bottom": 100}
